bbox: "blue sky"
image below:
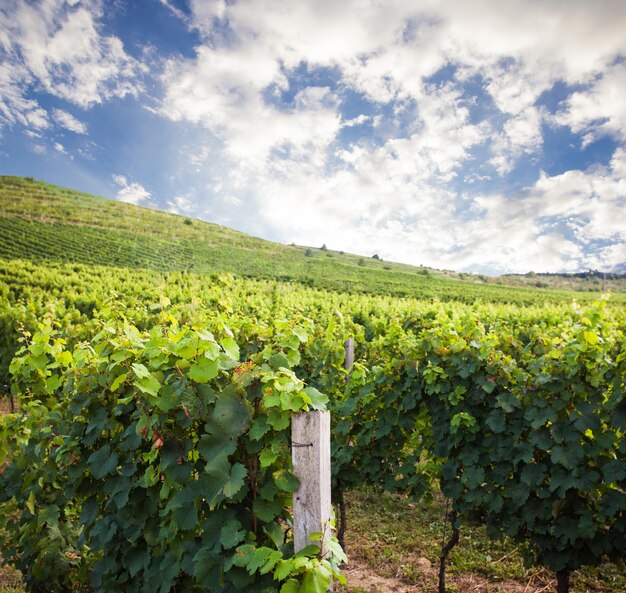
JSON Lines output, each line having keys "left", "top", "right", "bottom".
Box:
{"left": 1, "top": 0, "right": 625, "bottom": 275}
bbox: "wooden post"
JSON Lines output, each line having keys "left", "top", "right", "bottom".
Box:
{"left": 344, "top": 338, "right": 354, "bottom": 380}
{"left": 292, "top": 410, "right": 332, "bottom": 558}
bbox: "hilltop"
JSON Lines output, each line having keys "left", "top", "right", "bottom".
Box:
{"left": 0, "top": 176, "right": 622, "bottom": 303}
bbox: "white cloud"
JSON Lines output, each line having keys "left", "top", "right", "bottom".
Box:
{"left": 450, "top": 156, "right": 626, "bottom": 273}
{"left": 158, "top": 0, "right": 626, "bottom": 182}
{"left": 153, "top": 0, "right": 626, "bottom": 273}
{"left": 160, "top": 45, "right": 342, "bottom": 169}
{"left": 0, "top": 60, "right": 49, "bottom": 130}
{"left": 112, "top": 174, "right": 153, "bottom": 206}
{"left": 0, "top": 0, "right": 145, "bottom": 134}
{"left": 556, "top": 62, "right": 626, "bottom": 145}
{"left": 4, "top": 0, "right": 624, "bottom": 274}
{"left": 166, "top": 194, "right": 194, "bottom": 215}
{"left": 52, "top": 109, "right": 88, "bottom": 134}
{"left": 490, "top": 107, "right": 543, "bottom": 174}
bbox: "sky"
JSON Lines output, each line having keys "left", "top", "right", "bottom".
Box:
{"left": 1, "top": 0, "right": 625, "bottom": 275}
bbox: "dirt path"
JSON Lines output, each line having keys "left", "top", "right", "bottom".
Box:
{"left": 338, "top": 556, "right": 556, "bottom": 593}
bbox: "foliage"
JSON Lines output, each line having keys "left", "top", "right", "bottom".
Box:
{"left": 0, "top": 312, "right": 344, "bottom": 593}
{"left": 417, "top": 302, "right": 626, "bottom": 583}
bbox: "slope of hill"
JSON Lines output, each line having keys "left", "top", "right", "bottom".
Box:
{"left": 0, "top": 176, "right": 621, "bottom": 304}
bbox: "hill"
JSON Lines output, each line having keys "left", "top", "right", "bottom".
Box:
{"left": 0, "top": 175, "right": 622, "bottom": 304}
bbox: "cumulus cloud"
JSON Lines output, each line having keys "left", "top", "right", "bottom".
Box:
{"left": 0, "top": 0, "right": 145, "bottom": 134}
{"left": 158, "top": 0, "right": 626, "bottom": 176}
{"left": 452, "top": 155, "right": 626, "bottom": 273}
{"left": 556, "top": 62, "right": 626, "bottom": 145}
{"left": 112, "top": 174, "right": 153, "bottom": 206}
{"left": 151, "top": 0, "right": 626, "bottom": 273}
{"left": 4, "top": 0, "right": 624, "bottom": 274}
{"left": 160, "top": 46, "right": 341, "bottom": 170}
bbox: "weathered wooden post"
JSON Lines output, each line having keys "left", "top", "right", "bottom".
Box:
{"left": 336, "top": 338, "right": 355, "bottom": 550}
{"left": 292, "top": 410, "right": 332, "bottom": 558}
{"left": 344, "top": 338, "right": 354, "bottom": 379}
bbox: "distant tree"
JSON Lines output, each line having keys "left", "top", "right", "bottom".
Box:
{"left": 183, "top": 218, "right": 193, "bottom": 226}
{"left": 321, "top": 244, "right": 328, "bottom": 251}
{"left": 372, "top": 254, "right": 381, "bottom": 260}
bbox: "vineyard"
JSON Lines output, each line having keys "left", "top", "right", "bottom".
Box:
{"left": 2, "top": 176, "right": 624, "bottom": 304}
{"left": 0, "top": 178, "right": 625, "bottom": 593}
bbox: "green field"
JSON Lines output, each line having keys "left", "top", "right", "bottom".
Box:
{"left": 1, "top": 176, "right": 623, "bottom": 304}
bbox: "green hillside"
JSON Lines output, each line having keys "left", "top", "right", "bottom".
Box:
{"left": 0, "top": 175, "right": 621, "bottom": 304}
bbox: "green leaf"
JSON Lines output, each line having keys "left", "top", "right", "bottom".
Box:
{"left": 273, "top": 469, "right": 300, "bottom": 493}
{"left": 134, "top": 373, "right": 161, "bottom": 397}
{"left": 550, "top": 445, "right": 575, "bottom": 469}
{"left": 221, "top": 337, "right": 240, "bottom": 361}
{"left": 253, "top": 497, "right": 282, "bottom": 522}
{"left": 220, "top": 520, "right": 246, "bottom": 549}
{"left": 301, "top": 565, "right": 331, "bottom": 593}
{"left": 303, "top": 386, "right": 327, "bottom": 410}
{"left": 249, "top": 417, "right": 269, "bottom": 441}
{"left": 264, "top": 522, "right": 286, "bottom": 548}
{"left": 189, "top": 357, "right": 218, "bottom": 383}
{"left": 169, "top": 480, "right": 203, "bottom": 510}
{"left": 295, "top": 545, "right": 320, "bottom": 558}
{"left": 126, "top": 547, "right": 147, "bottom": 578}
{"left": 223, "top": 463, "right": 248, "bottom": 498}
{"left": 274, "top": 559, "right": 294, "bottom": 581}
{"left": 260, "top": 448, "right": 279, "bottom": 468}
{"left": 246, "top": 547, "right": 274, "bottom": 574}
{"left": 267, "top": 408, "right": 290, "bottom": 430}
{"left": 259, "top": 550, "right": 283, "bottom": 575}
{"left": 212, "top": 392, "right": 250, "bottom": 435}
{"left": 88, "top": 445, "right": 119, "bottom": 479}
{"left": 173, "top": 504, "right": 198, "bottom": 530}
{"left": 110, "top": 373, "right": 128, "bottom": 392}
{"left": 280, "top": 578, "right": 300, "bottom": 593}
{"left": 292, "top": 327, "right": 308, "bottom": 343}
{"left": 26, "top": 490, "right": 36, "bottom": 515}
{"left": 199, "top": 433, "right": 237, "bottom": 461}
{"left": 269, "top": 352, "right": 290, "bottom": 369}
{"left": 193, "top": 548, "right": 220, "bottom": 582}
{"left": 232, "top": 544, "right": 256, "bottom": 569}
{"left": 583, "top": 331, "right": 599, "bottom": 345}
{"left": 131, "top": 363, "right": 151, "bottom": 379}
{"left": 485, "top": 409, "right": 505, "bottom": 434}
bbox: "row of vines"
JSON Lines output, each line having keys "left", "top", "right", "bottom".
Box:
{"left": 1, "top": 258, "right": 625, "bottom": 593}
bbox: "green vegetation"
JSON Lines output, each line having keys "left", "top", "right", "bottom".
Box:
{"left": 2, "top": 311, "right": 342, "bottom": 593}
{"left": 1, "top": 176, "right": 625, "bottom": 593}
{"left": 1, "top": 176, "right": 622, "bottom": 304}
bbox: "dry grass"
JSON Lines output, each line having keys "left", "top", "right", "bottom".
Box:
{"left": 335, "top": 489, "right": 626, "bottom": 593}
